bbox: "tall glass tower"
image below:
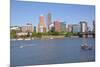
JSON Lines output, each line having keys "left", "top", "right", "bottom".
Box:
{"left": 47, "top": 13, "right": 52, "bottom": 31}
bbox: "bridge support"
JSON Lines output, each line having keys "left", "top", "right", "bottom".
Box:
{"left": 82, "top": 34, "right": 88, "bottom": 38}
{"left": 93, "top": 33, "right": 95, "bottom": 38}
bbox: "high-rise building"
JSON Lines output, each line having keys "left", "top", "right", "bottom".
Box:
{"left": 72, "top": 24, "right": 80, "bottom": 33}
{"left": 49, "top": 23, "right": 55, "bottom": 32}
{"left": 66, "top": 25, "right": 69, "bottom": 32}
{"left": 34, "top": 26, "right": 36, "bottom": 32}
{"left": 80, "top": 21, "right": 88, "bottom": 33}
{"left": 68, "top": 24, "right": 72, "bottom": 32}
{"left": 21, "top": 23, "right": 33, "bottom": 33}
{"left": 54, "top": 21, "right": 61, "bottom": 32}
{"left": 47, "top": 13, "right": 52, "bottom": 31}
{"left": 38, "top": 15, "right": 46, "bottom": 32}
{"left": 60, "top": 22, "right": 66, "bottom": 32}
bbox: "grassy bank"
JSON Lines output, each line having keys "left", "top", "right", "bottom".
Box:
{"left": 10, "top": 30, "right": 79, "bottom": 39}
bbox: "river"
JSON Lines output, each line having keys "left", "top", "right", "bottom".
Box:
{"left": 10, "top": 38, "right": 95, "bottom": 66}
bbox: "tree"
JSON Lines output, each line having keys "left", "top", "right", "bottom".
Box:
{"left": 37, "top": 33, "right": 42, "bottom": 38}
{"left": 10, "top": 30, "right": 17, "bottom": 38}
{"left": 32, "top": 32, "right": 35, "bottom": 37}
{"left": 65, "top": 32, "right": 73, "bottom": 37}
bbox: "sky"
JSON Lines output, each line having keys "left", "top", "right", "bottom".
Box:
{"left": 11, "top": 0, "right": 95, "bottom": 29}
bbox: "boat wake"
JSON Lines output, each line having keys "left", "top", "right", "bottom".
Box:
{"left": 19, "top": 44, "right": 36, "bottom": 48}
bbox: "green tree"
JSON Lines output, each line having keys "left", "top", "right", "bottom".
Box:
{"left": 37, "top": 33, "right": 42, "bottom": 38}
{"left": 65, "top": 32, "right": 73, "bottom": 37}
{"left": 10, "top": 30, "right": 17, "bottom": 38}
{"left": 32, "top": 32, "right": 37, "bottom": 37}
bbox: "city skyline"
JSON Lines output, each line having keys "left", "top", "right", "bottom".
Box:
{"left": 11, "top": 0, "right": 95, "bottom": 29}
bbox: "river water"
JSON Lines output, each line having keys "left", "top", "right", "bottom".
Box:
{"left": 10, "top": 38, "right": 95, "bottom": 66}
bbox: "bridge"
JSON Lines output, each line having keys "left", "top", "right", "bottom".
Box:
{"left": 78, "top": 32, "right": 95, "bottom": 38}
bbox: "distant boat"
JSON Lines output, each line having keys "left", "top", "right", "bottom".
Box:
{"left": 19, "top": 46, "right": 24, "bottom": 48}
{"left": 25, "top": 38, "right": 31, "bottom": 40}
{"left": 17, "top": 38, "right": 23, "bottom": 40}
{"left": 32, "top": 38, "right": 34, "bottom": 40}
{"left": 50, "top": 37, "right": 53, "bottom": 39}
{"left": 81, "top": 44, "right": 92, "bottom": 50}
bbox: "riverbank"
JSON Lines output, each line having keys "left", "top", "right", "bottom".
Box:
{"left": 10, "top": 35, "right": 95, "bottom": 41}
{"left": 10, "top": 35, "right": 82, "bottom": 41}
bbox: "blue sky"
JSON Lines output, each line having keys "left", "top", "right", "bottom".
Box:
{"left": 11, "top": 0, "right": 95, "bottom": 29}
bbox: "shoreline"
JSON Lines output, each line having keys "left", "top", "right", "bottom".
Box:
{"left": 10, "top": 36, "right": 94, "bottom": 41}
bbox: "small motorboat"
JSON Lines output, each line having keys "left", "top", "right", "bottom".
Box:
{"left": 81, "top": 44, "right": 92, "bottom": 50}
{"left": 19, "top": 46, "right": 24, "bottom": 48}
{"left": 81, "top": 44, "right": 88, "bottom": 49}
{"left": 50, "top": 37, "right": 53, "bottom": 39}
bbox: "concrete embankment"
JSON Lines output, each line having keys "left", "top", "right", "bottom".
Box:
{"left": 41, "top": 35, "right": 65, "bottom": 39}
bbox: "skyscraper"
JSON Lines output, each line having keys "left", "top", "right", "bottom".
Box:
{"left": 34, "top": 26, "right": 36, "bottom": 32}
{"left": 38, "top": 15, "right": 46, "bottom": 32}
{"left": 49, "top": 23, "right": 55, "bottom": 32}
{"left": 60, "top": 22, "right": 66, "bottom": 32}
{"left": 54, "top": 21, "right": 61, "bottom": 32}
{"left": 66, "top": 25, "right": 69, "bottom": 32}
{"left": 68, "top": 24, "right": 72, "bottom": 32}
{"left": 47, "top": 13, "right": 52, "bottom": 31}
{"left": 72, "top": 24, "right": 80, "bottom": 33}
{"left": 80, "top": 21, "right": 88, "bottom": 33}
